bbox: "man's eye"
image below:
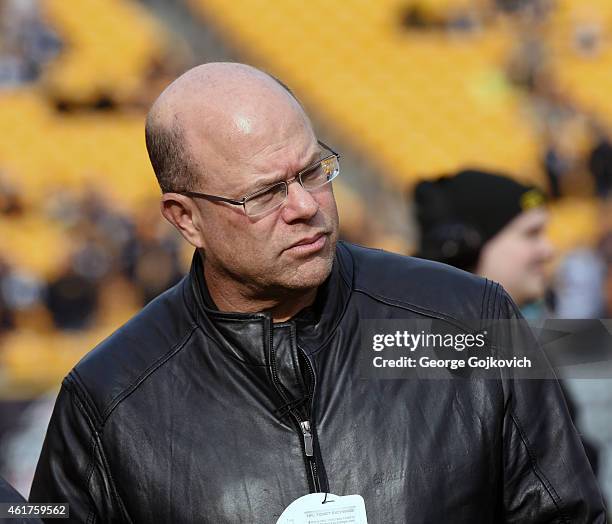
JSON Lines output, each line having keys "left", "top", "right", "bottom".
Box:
{"left": 302, "top": 162, "right": 330, "bottom": 183}
{"left": 254, "top": 189, "right": 276, "bottom": 204}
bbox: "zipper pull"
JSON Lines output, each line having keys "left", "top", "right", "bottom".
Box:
{"left": 300, "top": 420, "right": 314, "bottom": 457}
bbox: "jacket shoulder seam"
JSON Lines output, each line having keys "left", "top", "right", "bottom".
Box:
{"left": 353, "top": 287, "right": 479, "bottom": 332}
{"left": 481, "top": 279, "right": 492, "bottom": 320}
{"left": 507, "top": 408, "right": 570, "bottom": 523}
{"left": 84, "top": 431, "right": 96, "bottom": 524}
{"left": 493, "top": 282, "right": 503, "bottom": 320}
{"left": 71, "top": 370, "right": 103, "bottom": 427}
{"left": 100, "top": 324, "right": 198, "bottom": 423}
{"left": 64, "top": 376, "right": 127, "bottom": 522}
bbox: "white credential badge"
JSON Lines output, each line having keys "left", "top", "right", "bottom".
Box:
{"left": 276, "top": 493, "right": 368, "bottom": 524}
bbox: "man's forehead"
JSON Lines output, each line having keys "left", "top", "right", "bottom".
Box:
{"left": 186, "top": 105, "right": 316, "bottom": 186}
{"left": 218, "top": 134, "right": 321, "bottom": 195}
{"left": 248, "top": 136, "right": 321, "bottom": 173}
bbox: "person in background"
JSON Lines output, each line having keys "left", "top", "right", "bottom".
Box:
{"left": 413, "top": 169, "right": 554, "bottom": 315}
{"left": 0, "top": 475, "right": 41, "bottom": 523}
{"left": 412, "top": 167, "right": 600, "bottom": 475}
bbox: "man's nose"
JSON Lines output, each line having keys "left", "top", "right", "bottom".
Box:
{"left": 281, "top": 179, "right": 319, "bottom": 222}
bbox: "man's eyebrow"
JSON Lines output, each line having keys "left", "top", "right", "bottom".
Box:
{"left": 245, "top": 148, "right": 323, "bottom": 195}
{"left": 244, "top": 175, "right": 285, "bottom": 196}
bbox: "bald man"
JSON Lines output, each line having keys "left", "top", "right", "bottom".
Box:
{"left": 30, "top": 63, "right": 606, "bottom": 523}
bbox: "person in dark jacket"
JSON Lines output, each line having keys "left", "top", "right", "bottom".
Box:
{"left": 413, "top": 169, "right": 554, "bottom": 310}
{"left": 0, "top": 476, "right": 41, "bottom": 523}
{"left": 30, "top": 63, "right": 607, "bottom": 523}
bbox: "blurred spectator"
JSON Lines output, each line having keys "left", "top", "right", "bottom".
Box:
{"left": 398, "top": 2, "right": 479, "bottom": 33}
{"left": 573, "top": 18, "right": 603, "bottom": 58}
{"left": 0, "top": 394, "right": 54, "bottom": 501}
{"left": 399, "top": 4, "right": 446, "bottom": 30}
{"left": 0, "top": 0, "right": 61, "bottom": 87}
{"left": 0, "top": 172, "right": 24, "bottom": 216}
{"left": 506, "top": 34, "right": 548, "bottom": 92}
{"left": 0, "top": 259, "right": 15, "bottom": 333}
{"left": 496, "top": 0, "right": 552, "bottom": 18}
{"left": 542, "top": 146, "right": 562, "bottom": 196}
{"left": 45, "top": 263, "right": 99, "bottom": 331}
{"left": 130, "top": 241, "right": 183, "bottom": 305}
{"left": 496, "top": 0, "right": 526, "bottom": 13}
{"left": 126, "top": 209, "right": 183, "bottom": 305}
{"left": 411, "top": 168, "right": 600, "bottom": 475}
{"left": 589, "top": 138, "right": 612, "bottom": 199}
{"left": 598, "top": 210, "right": 612, "bottom": 316}
{"left": 554, "top": 249, "right": 607, "bottom": 319}
{"left": 71, "top": 239, "right": 113, "bottom": 282}
{"left": 543, "top": 143, "right": 569, "bottom": 199}
{"left": 0, "top": 268, "right": 44, "bottom": 318}
{"left": 413, "top": 169, "right": 553, "bottom": 310}
{"left": 41, "top": 188, "right": 188, "bottom": 325}
{"left": 0, "top": 391, "right": 57, "bottom": 504}
{"left": 55, "top": 188, "right": 138, "bottom": 277}
{"left": 0, "top": 476, "right": 42, "bottom": 522}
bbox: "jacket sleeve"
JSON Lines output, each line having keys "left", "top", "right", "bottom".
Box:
{"left": 29, "top": 375, "right": 122, "bottom": 523}
{"left": 494, "top": 287, "right": 608, "bottom": 523}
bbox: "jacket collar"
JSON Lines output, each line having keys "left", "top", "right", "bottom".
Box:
{"left": 184, "top": 242, "right": 354, "bottom": 362}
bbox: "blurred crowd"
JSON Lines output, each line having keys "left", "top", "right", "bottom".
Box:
{"left": 0, "top": 179, "right": 186, "bottom": 337}
{"left": 0, "top": 0, "right": 61, "bottom": 87}
{"left": 399, "top": 0, "right": 612, "bottom": 321}
{"left": 0, "top": 179, "right": 189, "bottom": 494}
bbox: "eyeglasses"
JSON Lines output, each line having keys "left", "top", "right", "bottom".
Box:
{"left": 176, "top": 141, "right": 340, "bottom": 217}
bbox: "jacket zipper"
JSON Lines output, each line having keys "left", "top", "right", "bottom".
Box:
{"left": 298, "top": 346, "right": 325, "bottom": 493}
{"left": 300, "top": 420, "right": 322, "bottom": 492}
{"left": 300, "top": 421, "right": 314, "bottom": 457}
{"left": 267, "top": 319, "right": 322, "bottom": 493}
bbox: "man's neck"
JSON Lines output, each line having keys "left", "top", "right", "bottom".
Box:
{"left": 203, "top": 262, "right": 318, "bottom": 323}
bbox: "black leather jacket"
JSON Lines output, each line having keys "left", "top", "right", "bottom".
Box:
{"left": 30, "top": 242, "right": 606, "bottom": 523}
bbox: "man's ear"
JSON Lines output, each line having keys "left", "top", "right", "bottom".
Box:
{"left": 160, "top": 193, "right": 206, "bottom": 249}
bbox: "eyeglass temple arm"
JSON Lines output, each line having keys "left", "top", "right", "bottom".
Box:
{"left": 180, "top": 191, "right": 245, "bottom": 206}
{"left": 317, "top": 140, "right": 340, "bottom": 158}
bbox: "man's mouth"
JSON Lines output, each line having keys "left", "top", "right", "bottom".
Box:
{"left": 286, "top": 232, "right": 328, "bottom": 255}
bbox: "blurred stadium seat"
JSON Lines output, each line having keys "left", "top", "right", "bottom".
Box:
{"left": 40, "top": 0, "right": 168, "bottom": 105}
{"left": 188, "top": 0, "right": 543, "bottom": 184}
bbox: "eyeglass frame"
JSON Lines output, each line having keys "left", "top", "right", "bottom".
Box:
{"left": 173, "top": 140, "right": 340, "bottom": 216}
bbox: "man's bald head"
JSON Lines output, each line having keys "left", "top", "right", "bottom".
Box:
{"left": 145, "top": 62, "right": 309, "bottom": 193}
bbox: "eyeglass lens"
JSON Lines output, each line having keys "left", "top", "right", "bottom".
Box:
{"left": 244, "top": 155, "right": 339, "bottom": 217}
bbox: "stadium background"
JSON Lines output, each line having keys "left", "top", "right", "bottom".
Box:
{"left": 0, "top": 0, "right": 611, "bottom": 505}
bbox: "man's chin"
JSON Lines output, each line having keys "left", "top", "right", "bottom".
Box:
{"left": 281, "top": 252, "right": 335, "bottom": 290}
